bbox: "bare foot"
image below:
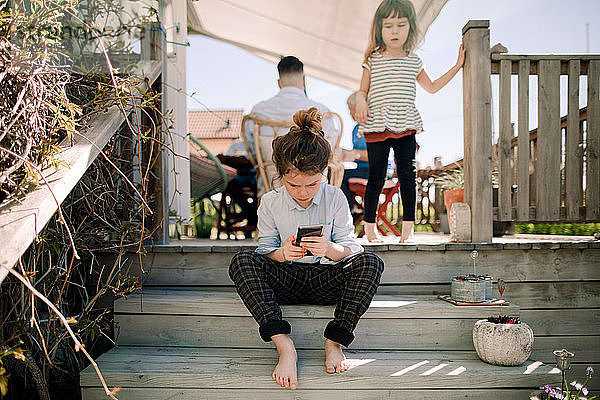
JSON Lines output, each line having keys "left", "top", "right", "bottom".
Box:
{"left": 399, "top": 221, "right": 415, "bottom": 243}
{"left": 271, "top": 334, "right": 298, "bottom": 390}
{"left": 364, "top": 222, "right": 384, "bottom": 243}
{"left": 324, "top": 339, "right": 349, "bottom": 373}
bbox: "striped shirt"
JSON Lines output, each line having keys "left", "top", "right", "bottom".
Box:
{"left": 358, "top": 52, "right": 424, "bottom": 137}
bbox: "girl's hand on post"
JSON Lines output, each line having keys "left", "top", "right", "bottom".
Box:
{"left": 354, "top": 96, "right": 370, "bottom": 125}
{"left": 456, "top": 43, "right": 466, "bottom": 69}
{"left": 299, "top": 235, "right": 331, "bottom": 259}
{"left": 282, "top": 235, "right": 306, "bottom": 261}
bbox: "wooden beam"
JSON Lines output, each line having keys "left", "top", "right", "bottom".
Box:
{"left": 462, "top": 20, "right": 493, "bottom": 242}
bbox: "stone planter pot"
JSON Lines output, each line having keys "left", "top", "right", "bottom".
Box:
{"left": 472, "top": 319, "right": 534, "bottom": 366}
{"left": 443, "top": 188, "right": 464, "bottom": 226}
{"left": 451, "top": 276, "right": 493, "bottom": 302}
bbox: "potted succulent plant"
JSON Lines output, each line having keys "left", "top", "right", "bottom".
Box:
{"left": 451, "top": 251, "right": 493, "bottom": 303}
{"left": 472, "top": 279, "right": 535, "bottom": 366}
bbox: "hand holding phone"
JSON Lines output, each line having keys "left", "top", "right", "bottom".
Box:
{"left": 294, "top": 225, "right": 324, "bottom": 247}
{"left": 294, "top": 225, "right": 324, "bottom": 256}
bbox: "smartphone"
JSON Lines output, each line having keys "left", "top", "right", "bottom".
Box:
{"left": 294, "top": 225, "right": 324, "bottom": 249}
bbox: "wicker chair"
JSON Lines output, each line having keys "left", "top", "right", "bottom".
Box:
{"left": 241, "top": 112, "right": 344, "bottom": 196}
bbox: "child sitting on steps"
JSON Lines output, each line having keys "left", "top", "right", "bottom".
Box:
{"left": 229, "top": 108, "right": 384, "bottom": 390}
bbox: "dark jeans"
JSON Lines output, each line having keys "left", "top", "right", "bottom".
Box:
{"left": 364, "top": 134, "right": 417, "bottom": 223}
{"left": 340, "top": 164, "right": 370, "bottom": 211}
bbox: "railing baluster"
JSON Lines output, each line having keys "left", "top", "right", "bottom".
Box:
{"left": 536, "top": 60, "right": 561, "bottom": 221}
{"left": 566, "top": 60, "right": 582, "bottom": 220}
{"left": 498, "top": 59, "right": 512, "bottom": 221}
{"left": 587, "top": 60, "right": 600, "bottom": 220}
{"left": 517, "top": 60, "right": 530, "bottom": 221}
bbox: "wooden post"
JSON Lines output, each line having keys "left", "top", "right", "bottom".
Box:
{"left": 462, "top": 20, "right": 493, "bottom": 242}
{"left": 141, "top": 22, "right": 162, "bottom": 61}
{"left": 537, "top": 60, "right": 561, "bottom": 221}
{"left": 141, "top": 22, "right": 169, "bottom": 244}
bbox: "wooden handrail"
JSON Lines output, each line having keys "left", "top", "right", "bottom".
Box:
{"left": 0, "top": 59, "right": 162, "bottom": 283}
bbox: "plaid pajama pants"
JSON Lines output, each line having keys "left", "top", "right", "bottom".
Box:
{"left": 228, "top": 250, "right": 384, "bottom": 347}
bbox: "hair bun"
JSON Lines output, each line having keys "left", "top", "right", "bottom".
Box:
{"left": 292, "top": 107, "right": 323, "bottom": 133}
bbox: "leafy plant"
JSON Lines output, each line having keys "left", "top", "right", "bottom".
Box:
{"left": 0, "top": 343, "right": 25, "bottom": 399}
{"left": 434, "top": 167, "right": 464, "bottom": 190}
{"left": 0, "top": 0, "right": 171, "bottom": 399}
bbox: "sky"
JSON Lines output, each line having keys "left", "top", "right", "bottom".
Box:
{"left": 186, "top": 0, "right": 600, "bottom": 168}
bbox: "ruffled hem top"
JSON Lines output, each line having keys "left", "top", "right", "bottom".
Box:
{"left": 358, "top": 51, "right": 424, "bottom": 136}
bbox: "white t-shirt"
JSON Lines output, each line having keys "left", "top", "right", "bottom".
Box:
{"left": 245, "top": 86, "right": 338, "bottom": 158}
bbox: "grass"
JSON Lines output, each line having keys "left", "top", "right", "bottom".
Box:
{"left": 516, "top": 223, "right": 600, "bottom": 236}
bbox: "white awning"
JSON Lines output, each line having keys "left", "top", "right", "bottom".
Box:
{"left": 187, "top": 0, "right": 447, "bottom": 90}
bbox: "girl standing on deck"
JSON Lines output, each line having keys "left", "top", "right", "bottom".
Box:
{"left": 354, "top": 0, "right": 465, "bottom": 243}
{"left": 229, "top": 108, "right": 383, "bottom": 390}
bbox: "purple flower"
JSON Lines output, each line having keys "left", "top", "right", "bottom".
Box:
{"left": 543, "top": 386, "right": 564, "bottom": 400}
{"left": 570, "top": 380, "right": 583, "bottom": 391}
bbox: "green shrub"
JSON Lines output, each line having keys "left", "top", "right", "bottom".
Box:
{"left": 516, "top": 223, "right": 600, "bottom": 236}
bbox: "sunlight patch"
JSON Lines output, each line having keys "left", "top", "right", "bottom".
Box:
{"left": 548, "top": 367, "right": 561, "bottom": 374}
{"left": 391, "top": 360, "right": 429, "bottom": 376}
{"left": 420, "top": 363, "right": 449, "bottom": 376}
{"left": 523, "top": 361, "right": 544, "bottom": 374}
{"left": 446, "top": 366, "right": 466, "bottom": 376}
{"left": 369, "top": 300, "right": 417, "bottom": 308}
{"left": 345, "top": 358, "right": 376, "bottom": 370}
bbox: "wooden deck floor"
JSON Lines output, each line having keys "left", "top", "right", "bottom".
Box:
{"left": 81, "top": 231, "right": 600, "bottom": 399}
{"left": 171, "top": 232, "right": 598, "bottom": 247}
{"left": 81, "top": 347, "right": 572, "bottom": 399}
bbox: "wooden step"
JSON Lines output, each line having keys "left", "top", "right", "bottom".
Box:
{"left": 114, "top": 289, "right": 519, "bottom": 350}
{"left": 81, "top": 346, "right": 597, "bottom": 400}
{"left": 116, "top": 242, "right": 600, "bottom": 287}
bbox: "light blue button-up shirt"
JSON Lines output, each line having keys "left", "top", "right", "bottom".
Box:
{"left": 256, "top": 183, "right": 363, "bottom": 264}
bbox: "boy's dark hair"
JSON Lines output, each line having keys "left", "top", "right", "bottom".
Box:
{"left": 272, "top": 107, "right": 331, "bottom": 178}
{"left": 277, "top": 56, "right": 304, "bottom": 77}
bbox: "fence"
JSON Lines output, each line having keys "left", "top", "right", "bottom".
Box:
{"left": 461, "top": 20, "right": 600, "bottom": 241}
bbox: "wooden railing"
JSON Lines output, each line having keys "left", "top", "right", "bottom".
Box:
{"left": 0, "top": 26, "right": 164, "bottom": 283}
{"left": 379, "top": 158, "right": 461, "bottom": 232}
{"left": 462, "top": 20, "right": 600, "bottom": 241}
{"left": 492, "top": 53, "right": 599, "bottom": 223}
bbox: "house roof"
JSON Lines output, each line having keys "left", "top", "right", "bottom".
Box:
{"left": 188, "top": 110, "right": 244, "bottom": 139}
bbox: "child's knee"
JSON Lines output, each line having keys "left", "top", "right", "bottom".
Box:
{"left": 229, "top": 250, "right": 258, "bottom": 280}
{"left": 350, "top": 252, "right": 384, "bottom": 277}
